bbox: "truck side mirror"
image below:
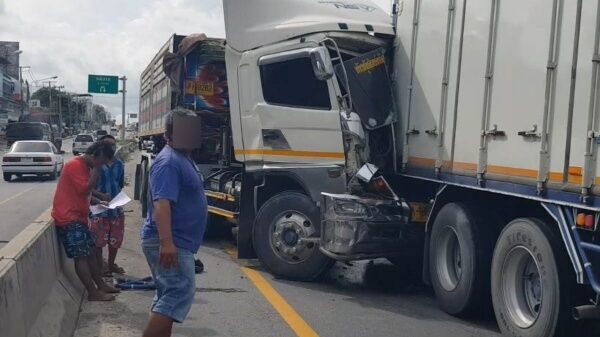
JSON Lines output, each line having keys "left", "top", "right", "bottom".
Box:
{"left": 310, "top": 47, "right": 334, "bottom": 81}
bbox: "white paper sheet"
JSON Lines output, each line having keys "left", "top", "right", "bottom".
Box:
{"left": 90, "top": 191, "right": 132, "bottom": 215}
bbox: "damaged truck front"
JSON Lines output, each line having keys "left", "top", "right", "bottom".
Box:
{"left": 220, "top": 0, "right": 416, "bottom": 280}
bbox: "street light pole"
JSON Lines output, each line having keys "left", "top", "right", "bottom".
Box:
{"left": 119, "top": 76, "right": 127, "bottom": 141}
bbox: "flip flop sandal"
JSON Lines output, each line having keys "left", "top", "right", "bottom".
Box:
{"left": 110, "top": 264, "right": 125, "bottom": 274}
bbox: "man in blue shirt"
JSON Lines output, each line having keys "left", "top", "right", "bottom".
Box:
{"left": 141, "top": 109, "right": 207, "bottom": 337}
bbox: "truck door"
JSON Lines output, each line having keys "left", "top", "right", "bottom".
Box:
{"left": 236, "top": 47, "right": 345, "bottom": 166}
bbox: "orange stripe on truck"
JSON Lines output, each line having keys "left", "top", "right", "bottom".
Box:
{"left": 235, "top": 149, "right": 345, "bottom": 159}
{"left": 408, "top": 156, "right": 572, "bottom": 183}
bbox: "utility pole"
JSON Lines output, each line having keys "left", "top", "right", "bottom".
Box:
{"left": 119, "top": 76, "right": 127, "bottom": 141}
{"left": 57, "top": 86, "right": 63, "bottom": 138}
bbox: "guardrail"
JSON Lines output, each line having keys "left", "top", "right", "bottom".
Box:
{"left": 0, "top": 210, "right": 84, "bottom": 337}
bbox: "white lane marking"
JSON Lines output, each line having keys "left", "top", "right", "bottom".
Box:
{"left": 0, "top": 187, "right": 35, "bottom": 206}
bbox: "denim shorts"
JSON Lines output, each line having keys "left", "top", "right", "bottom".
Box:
{"left": 142, "top": 238, "right": 196, "bottom": 323}
{"left": 56, "top": 223, "right": 95, "bottom": 258}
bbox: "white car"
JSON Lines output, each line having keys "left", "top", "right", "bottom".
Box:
{"left": 72, "top": 134, "right": 95, "bottom": 155}
{"left": 2, "top": 141, "right": 64, "bottom": 182}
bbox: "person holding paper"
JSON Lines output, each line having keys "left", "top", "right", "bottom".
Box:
{"left": 89, "top": 134, "right": 126, "bottom": 275}
{"left": 52, "top": 141, "right": 121, "bottom": 301}
{"left": 141, "top": 108, "right": 207, "bottom": 337}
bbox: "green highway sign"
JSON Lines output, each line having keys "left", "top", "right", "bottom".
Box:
{"left": 88, "top": 74, "right": 118, "bottom": 94}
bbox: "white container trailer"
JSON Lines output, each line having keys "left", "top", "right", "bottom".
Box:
{"left": 387, "top": 1, "right": 600, "bottom": 335}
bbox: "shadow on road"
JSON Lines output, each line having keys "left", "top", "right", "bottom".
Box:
{"left": 5, "top": 175, "right": 57, "bottom": 183}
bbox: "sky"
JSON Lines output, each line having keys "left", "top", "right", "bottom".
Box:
{"left": 0, "top": 0, "right": 391, "bottom": 124}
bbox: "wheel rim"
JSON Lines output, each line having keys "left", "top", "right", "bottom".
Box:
{"left": 501, "top": 246, "right": 542, "bottom": 328}
{"left": 435, "top": 226, "right": 463, "bottom": 291}
{"left": 269, "top": 211, "right": 316, "bottom": 264}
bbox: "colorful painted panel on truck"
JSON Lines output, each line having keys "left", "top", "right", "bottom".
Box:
{"left": 183, "top": 53, "right": 229, "bottom": 113}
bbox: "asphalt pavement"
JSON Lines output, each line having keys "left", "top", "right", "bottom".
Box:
{"left": 0, "top": 137, "right": 74, "bottom": 248}
{"left": 74, "top": 151, "right": 503, "bottom": 337}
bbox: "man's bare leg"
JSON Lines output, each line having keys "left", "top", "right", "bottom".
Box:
{"left": 95, "top": 247, "right": 104, "bottom": 272}
{"left": 73, "top": 257, "right": 114, "bottom": 301}
{"left": 108, "top": 246, "right": 119, "bottom": 272}
{"left": 87, "top": 251, "right": 120, "bottom": 294}
{"left": 143, "top": 313, "right": 174, "bottom": 337}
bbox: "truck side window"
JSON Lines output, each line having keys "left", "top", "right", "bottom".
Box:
{"left": 260, "top": 57, "right": 332, "bottom": 110}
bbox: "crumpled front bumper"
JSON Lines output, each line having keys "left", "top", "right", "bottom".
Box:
{"left": 320, "top": 193, "right": 410, "bottom": 260}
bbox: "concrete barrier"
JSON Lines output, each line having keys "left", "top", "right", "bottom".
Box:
{"left": 0, "top": 210, "right": 84, "bottom": 337}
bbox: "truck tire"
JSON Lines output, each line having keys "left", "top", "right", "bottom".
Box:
{"left": 491, "top": 218, "right": 573, "bottom": 337}
{"left": 140, "top": 160, "right": 149, "bottom": 218}
{"left": 253, "top": 192, "right": 333, "bottom": 281}
{"left": 3, "top": 173, "right": 11, "bottom": 182}
{"left": 429, "top": 202, "right": 494, "bottom": 317}
{"left": 134, "top": 164, "right": 141, "bottom": 200}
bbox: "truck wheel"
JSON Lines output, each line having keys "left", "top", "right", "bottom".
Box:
{"left": 491, "top": 218, "right": 572, "bottom": 337}
{"left": 253, "top": 192, "right": 333, "bottom": 281}
{"left": 429, "top": 203, "right": 494, "bottom": 317}
{"left": 140, "top": 160, "right": 149, "bottom": 218}
{"left": 134, "top": 164, "right": 141, "bottom": 200}
{"left": 3, "top": 173, "right": 11, "bottom": 182}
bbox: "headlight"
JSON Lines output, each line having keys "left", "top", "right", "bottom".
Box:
{"left": 332, "top": 200, "right": 370, "bottom": 217}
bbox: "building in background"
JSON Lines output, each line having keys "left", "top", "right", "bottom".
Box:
{"left": 0, "top": 41, "right": 26, "bottom": 129}
{"left": 0, "top": 42, "right": 20, "bottom": 79}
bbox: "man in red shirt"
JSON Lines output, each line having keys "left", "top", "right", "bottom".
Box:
{"left": 52, "top": 141, "right": 120, "bottom": 301}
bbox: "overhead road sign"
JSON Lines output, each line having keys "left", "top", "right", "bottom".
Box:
{"left": 88, "top": 75, "right": 118, "bottom": 94}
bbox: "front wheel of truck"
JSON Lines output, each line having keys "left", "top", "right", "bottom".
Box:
{"left": 253, "top": 192, "right": 333, "bottom": 281}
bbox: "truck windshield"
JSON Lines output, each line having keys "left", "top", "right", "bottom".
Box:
{"left": 335, "top": 48, "right": 394, "bottom": 129}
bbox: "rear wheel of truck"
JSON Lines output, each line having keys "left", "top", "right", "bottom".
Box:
{"left": 429, "top": 203, "right": 494, "bottom": 317}
{"left": 3, "top": 173, "right": 11, "bottom": 182}
{"left": 140, "top": 160, "right": 149, "bottom": 218}
{"left": 491, "top": 218, "right": 573, "bottom": 337}
{"left": 253, "top": 192, "right": 333, "bottom": 281}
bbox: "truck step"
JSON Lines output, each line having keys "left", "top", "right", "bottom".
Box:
{"left": 206, "top": 191, "right": 237, "bottom": 202}
{"left": 208, "top": 205, "right": 238, "bottom": 220}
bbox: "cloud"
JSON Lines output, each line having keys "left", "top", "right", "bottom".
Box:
{"left": 0, "top": 0, "right": 391, "bottom": 124}
{"left": 0, "top": 0, "right": 225, "bottom": 123}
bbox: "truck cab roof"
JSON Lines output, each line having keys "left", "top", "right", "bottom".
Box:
{"left": 223, "top": 0, "right": 394, "bottom": 52}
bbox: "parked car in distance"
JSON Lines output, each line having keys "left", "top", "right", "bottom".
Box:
{"left": 72, "top": 134, "right": 95, "bottom": 155}
{"left": 95, "top": 129, "right": 108, "bottom": 139}
{"left": 2, "top": 140, "right": 64, "bottom": 182}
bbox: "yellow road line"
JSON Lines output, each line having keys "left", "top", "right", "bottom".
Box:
{"left": 0, "top": 187, "right": 34, "bottom": 206}
{"left": 224, "top": 245, "right": 319, "bottom": 337}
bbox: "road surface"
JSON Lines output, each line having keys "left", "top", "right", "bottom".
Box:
{"left": 75, "top": 153, "right": 504, "bottom": 337}
{"left": 0, "top": 138, "right": 74, "bottom": 248}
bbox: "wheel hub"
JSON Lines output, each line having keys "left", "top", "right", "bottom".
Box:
{"left": 270, "top": 211, "right": 316, "bottom": 264}
{"left": 501, "top": 246, "right": 543, "bottom": 328}
{"left": 436, "top": 226, "right": 463, "bottom": 291}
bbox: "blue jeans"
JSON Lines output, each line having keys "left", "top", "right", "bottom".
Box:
{"left": 142, "top": 238, "right": 196, "bottom": 323}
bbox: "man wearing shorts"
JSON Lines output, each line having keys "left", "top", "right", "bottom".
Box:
{"left": 90, "top": 134, "right": 126, "bottom": 275}
{"left": 141, "top": 109, "right": 207, "bottom": 337}
{"left": 52, "top": 141, "right": 120, "bottom": 301}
